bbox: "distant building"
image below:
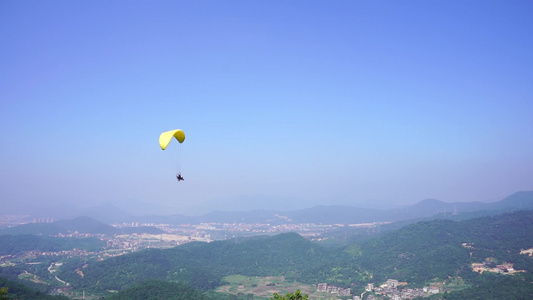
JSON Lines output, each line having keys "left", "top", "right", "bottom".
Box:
{"left": 387, "top": 279, "right": 399, "bottom": 288}
{"left": 317, "top": 283, "right": 328, "bottom": 292}
{"left": 339, "top": 288, "right": 351, "bottom": 296}
{"left": 317, "top": 283, "right": 350, "bottom": 296}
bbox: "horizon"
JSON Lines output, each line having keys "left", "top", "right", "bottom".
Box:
{"left": 3, "top": 189, "right": 531, "bottom": 219}
{"left": 2, "top": 1, "right": 533, "bottom": 216}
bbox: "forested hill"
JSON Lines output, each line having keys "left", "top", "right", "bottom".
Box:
{"left": 57, "top": 232, "right": 335, "bottom": 291}
{"left": 0, "top": 277, "right": 68, "bottom": 300}
{"left": 0, "top": 234, "right": 106, "bottom": 255}
{"left": 56, "top": 210, "right": 533, "bottom": 296}
{"left": 356, "top": 210, "right": 533, "bottom": 283}
{"left": 0, "top": 216, "right": 164, "bottom": 235}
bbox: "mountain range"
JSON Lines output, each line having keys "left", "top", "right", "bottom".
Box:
{"left": 132, "top": 190, "right": 533, "bottom": 225}
{"left": 3, "top": 191, "right": 532, "bottom": 227}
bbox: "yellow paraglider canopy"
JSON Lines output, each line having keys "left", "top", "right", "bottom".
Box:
{"left": 159, "top": 129, "right": 185, "bottom": 150}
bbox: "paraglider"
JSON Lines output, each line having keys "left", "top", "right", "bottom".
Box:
{"left": 159, "top": 129, "right": 185, "bottom": 150}
{"left": 159, "top": 129, "right": 185, "bottom": 182}
{"left": 176, "top": 173, "right": 184, "bottom": 181}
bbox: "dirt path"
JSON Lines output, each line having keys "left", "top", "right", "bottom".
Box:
{"left": 48, "top": 262, "right": 69, "bottom": 286}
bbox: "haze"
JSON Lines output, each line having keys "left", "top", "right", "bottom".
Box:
{"left": 1, "top": 1, "right": 532, "bottom": 216}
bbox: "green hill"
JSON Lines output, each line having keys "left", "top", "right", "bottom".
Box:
{"left": 0, "top": 234, "right": 106, "bottom": 255}
{"left": 57, "top": 232, "right": 334, "bottom": 291}
{"left": 0, "top": 277, "right": 68, "bottom": 300}
{"left": 106, "top": 280, "right": 208, "bottom": 300}
{"left": 0, "top": 216, "right": 164, "bottom": 235}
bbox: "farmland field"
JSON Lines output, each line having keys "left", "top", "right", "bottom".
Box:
{"left": 216, "top": 275, "right": 335, "bottom": 299}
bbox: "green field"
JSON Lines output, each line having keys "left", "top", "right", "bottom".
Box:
{"left": 216, "top": 275, "right": 336, "bottom": 300}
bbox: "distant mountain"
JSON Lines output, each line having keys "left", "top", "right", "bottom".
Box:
{"left": 79, "top": 203, "right": 134, "bottom": 223}
{"left": 487, "top": 190, "right": 533, "bottom": 210}
{"left": 134, "top": 191, "right": 533, "bottom": 225}
{"left": 2, "top": 201, "right": 84, "bottom": 220}
{"left": 384, "top": 191, "right": 533, "bottom": 221}
{"left": 3, "top": 200, "right": 155, "bottom": 223}
{"left": 285, "top": 205, "right": 384, "bottom": 223}
{"left": 0, "top": 216, "right": 117, "bottom": 235}
{"left": 0, "top": 216, "right": 165, "bottom": 235}
{"left": 9, "top": 191, "right": 532, "bottom": 227}
{"left": 188, "top": 194, "right": 307, "bottom": 214}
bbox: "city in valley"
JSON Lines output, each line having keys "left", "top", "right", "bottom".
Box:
{"left": 0, "top": 214, "right": 388, "bottom": 255}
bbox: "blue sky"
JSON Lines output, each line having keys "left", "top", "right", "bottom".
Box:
{"left": 1, "top": 0, "right": 532, "bottom": 215}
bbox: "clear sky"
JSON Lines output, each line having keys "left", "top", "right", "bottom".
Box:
{"left": 1, "top": 0, "right": 532, "bottom": 215}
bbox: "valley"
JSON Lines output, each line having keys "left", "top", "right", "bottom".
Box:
{"left": 0, "top": 194, "right": 532, "bottom": 299}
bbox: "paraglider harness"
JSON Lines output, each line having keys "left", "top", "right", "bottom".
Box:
{"left": 176, "top": 173, "right": 184, "bottom": 181}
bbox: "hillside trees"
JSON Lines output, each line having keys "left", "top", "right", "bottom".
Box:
{"left": 0, "top": 278, "right": 68, "bottom": 300}
{"left": 270, "top": 289, "right": 308, "bottom": 300}
{"left": 352, "top": 211, "right": 533, "bottom": 284}
{"left": 106, "top": 280, "right": 208, "bottom": 300}
{"left": 0, "top": 288, "right": 7, "bottom": 300}
{"left": 58, "top": 233, "right": 340, "bottom": 292}
{"left": 428, "top": 273, "right": 533, "bottom": 300}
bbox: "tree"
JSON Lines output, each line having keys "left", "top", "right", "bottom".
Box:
{"left": 0, "top": 287, "right": 8, "bottom": 300}
{"left": 270, "top": 290, "right": 308, "bottom": 300}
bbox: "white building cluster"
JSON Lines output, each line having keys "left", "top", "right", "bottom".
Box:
{"left": 316, "top": 283, "right": 351, "bottom": 296}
